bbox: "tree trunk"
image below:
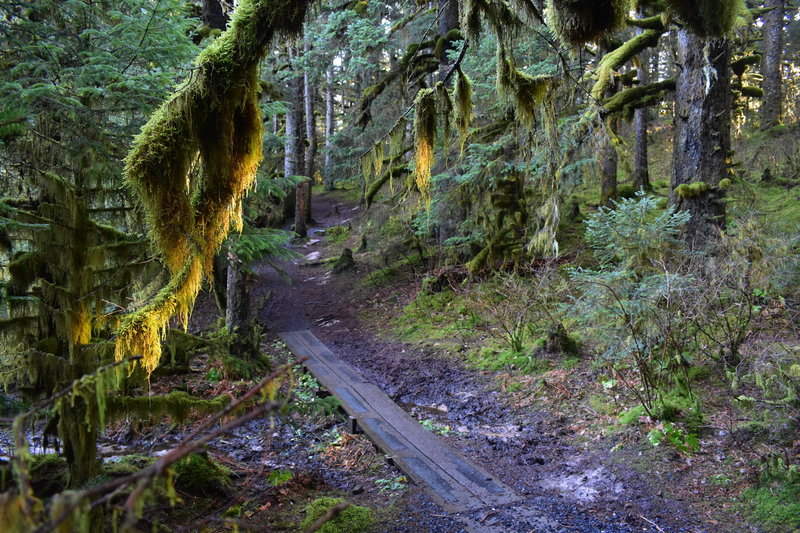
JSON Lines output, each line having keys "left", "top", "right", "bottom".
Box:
{"left": 212, "top": 252, "right": 227, "bottom": 313}
{"left": 225, "top": 249, "right": 249, "bottom": 332}
{"left": 324, "top": 68, "right": 335, "bottom": 190}
{"left": 670, "top": 29, "right": 730, "bottom": 247}
{"left": 437, "top": 0, "right": 460, "bottom": 80}
{"left": 632, "top": 12, "right": 651, "bottom": 192}
{"left": 304, "top": 40, "right": 317, "bottom": 223}
{"left": 60, "top": 396, "right": 99, "bottom": 487}
{"left": 760, "top": 0, "right": 784, "bottom": 130}
{"left": 284, "top": 45, "right": 305, "bottom": 225}
{"left": 201, "top": 0, "right": 229, "bottom": 30}
{"left": 599, "top": 117, "right": 618, "bottom": 206}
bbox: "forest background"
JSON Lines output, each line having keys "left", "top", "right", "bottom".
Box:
{"left": 0, "top": 0, "right": 798, "bottom": 531}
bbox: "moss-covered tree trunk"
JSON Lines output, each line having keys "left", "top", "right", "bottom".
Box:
{"left": 760, "top": 0, "right": 784, "bottom": 130}
{"left": 670, "top": 29, "right": 729, "bottom": 246}
{"left": 60, "top": 396, "right": 99, "bottom": 487}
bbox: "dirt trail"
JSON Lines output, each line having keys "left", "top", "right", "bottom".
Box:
{"left": 256, "top": 191, "right": 710, "bottom": 533}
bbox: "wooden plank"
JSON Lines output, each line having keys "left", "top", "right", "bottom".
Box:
{"left": 277, "top": 330, "right": 520, "bottom": 512}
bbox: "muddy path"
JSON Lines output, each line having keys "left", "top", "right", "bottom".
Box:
{"left": 255, "top": 191, "right": 712, "bottom": 533}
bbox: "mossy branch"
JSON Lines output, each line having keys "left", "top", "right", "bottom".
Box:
{"left": 590, "top": 28, "right": 664, "bottom": 101}
{"left": 118, "top": 0, "right": 312, "bottom": 375}
{"left": 602, "top": 78, "right": 676, "bottom": 117}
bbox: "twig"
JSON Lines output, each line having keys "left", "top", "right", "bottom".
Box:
{"left": 638, "top": 514, "right": 665, "bottom": 533}
{"left": 303, "top": 502, "right": 350, "bottom": 533}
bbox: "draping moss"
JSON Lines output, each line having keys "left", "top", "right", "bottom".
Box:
{"left": 665, "top": 0, "right": 745, "bottom": 37}
{"left": 453, "top": 69, "right": 474, "bottom": 154}
{"left": 119, "top": 0, "right": 312, "bottom": 375}
{"left": 545, "top": 0, "right": 629, "bottom": 46}
{"left": 413, "top": 88, "right": 437, "bottom": 202}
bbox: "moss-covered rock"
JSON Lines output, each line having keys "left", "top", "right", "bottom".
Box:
{"left": 173, "top": 452, "right": 232, "bottom": 497}
{"left": 29, "top": 454, "right": 68, "bottom": 497}
{"left": 300, "top": 497, "right": 374, "bottom": 533}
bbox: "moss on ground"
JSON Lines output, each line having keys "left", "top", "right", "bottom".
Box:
{"left": 299, "top": 497, "right": 374, "bottom": 533}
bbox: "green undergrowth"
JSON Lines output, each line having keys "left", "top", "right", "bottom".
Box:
{"left": 742, "top": 480, "right": 800, "bottom": 533}
{"left": 299, "top": 497, "right": 374, "bottom": 533}
{"left": 360, "top": 252, "right": 425, "bottom": 288}
{"left": 392, "top": 288, "right": 480, "bottom": 342}
{"left": 323, "top": 225, "right": 350, "bottom": 244}
{"left": 467, "top": 343, "right": 551, "bottom": 374}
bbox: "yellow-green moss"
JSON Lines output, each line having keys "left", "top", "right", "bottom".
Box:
{"left": 173, "top": 453, "right": 232, "bottom": 497}
{"left": 675, "top": 181, "right": 708, "bottom": 198}
{"left": 545, "top": 0, "right": 630, "bottom": 46}
{"left": 299, "top": 497, "right": 374, "bottom": 533}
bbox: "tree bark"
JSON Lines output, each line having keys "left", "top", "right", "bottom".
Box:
{"left": 437, "top": 0, "right": 460, "bottom": 80}
{"left": 284, "top": 45, "right": 305, "bottom": 227}
{"left": 323, "top": 68, "right": 335, "bottom": 190}
{"left": 760, "top": 0, "right": 785, "bottom": 129}
{"left": 670, "top": 29, "right": 730, "bottom": 247}
{"left": 599, "top": 117, "right": 618, "bottom": 206}
{"left": 304, "top": 40, "right": 317, "bottom": 223}
{"left": 632, "top": 10, "right": 651, "bottom": 192}
{"left": 201, "top": 0, "right": 229, "bottom": 31}
{"left": 323, "top": 68, "right": 336, "bottom": 190}
{"left": 225, "top": 249, "right": 249, "bottom": 332}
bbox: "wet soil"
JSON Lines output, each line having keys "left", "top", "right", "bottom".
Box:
{"left": 253, "top": 190, "right": 731, "bottom": 533}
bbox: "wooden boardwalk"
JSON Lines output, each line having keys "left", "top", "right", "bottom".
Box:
{"left": 278, "top": 330, "right": 520, "bottom": 513}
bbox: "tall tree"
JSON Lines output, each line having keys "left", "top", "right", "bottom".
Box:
{"left": 304, "top": 39, "right": 318, "bottom": 222}
{"left": 285, "top": 45, "right": 308, "bottom": 237}
{"left": 324, "top": 66, "right": 336, "bottom": 189}
{"left": 760, "top": 0, "right": 785, "bottom": 129}
{"left": 670, "top": 29, "right": 730, "bottom": 245}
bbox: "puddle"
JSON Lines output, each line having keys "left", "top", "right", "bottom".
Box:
{"left": 540, "top": 465, "right": 623, "bottom": 503}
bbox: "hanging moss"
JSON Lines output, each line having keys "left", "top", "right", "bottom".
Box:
{"left": 665, "top": 0, "right": 745, "bottom": 37}
{"left": 413, "top": 88, "right": 437, "bottom": 202}
{"left": 453, "top": 69, "right": 473, "bottom": 154}
{"left": 545, "top": 0, "right": 630, "bottom": 46}
{"left": 119, "top": 0, "right": 313, "bottom": 375}
{"left": 496, "top": 46, "right": 555, "bottom": 131}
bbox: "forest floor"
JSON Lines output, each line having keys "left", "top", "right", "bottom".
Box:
{"left": 240, "top": 189, "right": 762, "bottom": 533}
